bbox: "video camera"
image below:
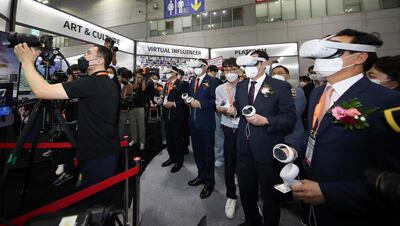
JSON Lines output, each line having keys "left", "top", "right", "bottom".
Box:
{"left": 105, "top": 37, "right": 119, "bottom": 52}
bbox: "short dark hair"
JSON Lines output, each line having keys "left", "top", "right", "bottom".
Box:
{"left": 374, "top": 55, "right": 400, "bottom": 82}
{"left": 67, "top": 64, "right": 79, "bottom": 75}
{"left": 250, "top": 50, "right": 269, "bottom": 61}
{"left": 177, "top": 69, "right": 185, "bottom": 76}
{"left": 107, "top": 65, "right": 118, "bottom": 76}
{"left": 198, "top": 58, "right": 208, "bottom": 66}
{"left": 335, "top": 29, "right": 383, "bottom": 71}
{"left": 172, "top": 66, "right": 179, "bottom": 73}
{"left": 272, "top": 65, "right": 289, "bottom": 74}
{"left": 117, "top": 67, "right": 127, "bottom": 76}
{"left": 104, "top": 37, "right": 113, "bottom": 43}
{"left": 308, "top": 65, "right": 314, "bottom": 72}
{"left": 96, "top": 45, "right": 112, "bottom": 68}
{"left": 222, "top": 57, "right": 238, "bottom": 68}
{"left": 121, "top": 69, "right": 133, "bottom": 79}
{"left": 207, "top": 65, "right": 218, "bottom": 73}
{"left": 300, "top": 75, "right": 311, "bottom": 82}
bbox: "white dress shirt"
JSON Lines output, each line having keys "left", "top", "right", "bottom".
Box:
{"left": 247, "top": 74, "right": 267, "bottom": 103}
{"left": 326, "top": 73, "right": 364, "bottom": 107}
{"left": 196, "top": 73, "right": 207, "bottom": 87}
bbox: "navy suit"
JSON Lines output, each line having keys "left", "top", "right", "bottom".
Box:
{"left": 162, "top": 79, "right": 189, "bottom": 165}
{"left": 189, "top": 74, "right": 218, "bottom": 187}
{"left": 235, "top": 76, "right": 296, "bottom": 226}
{"left": 293, "top": 76, "right": 400, "bottom": 226}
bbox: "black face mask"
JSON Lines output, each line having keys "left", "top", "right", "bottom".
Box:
{"left": 78, "top": 56, "right": 89, "bottom": 73}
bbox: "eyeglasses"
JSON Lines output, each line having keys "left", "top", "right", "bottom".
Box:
{"left": 224, "top": 68, "right": 240, "bottom": 73}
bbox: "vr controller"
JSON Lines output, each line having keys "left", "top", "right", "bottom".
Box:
{"left": 272, "top": 143, "right": 301, "bottom": 193}
{"left": 181, "top": 93, "right": 194, "bottom": 104}
{"left": 154, "top": 96, "right": 163, "bottom": 105}
{"left": 219, "top": 99, "right": 230, "bottom": 110}
{"left": 242, "top": 105, "right": 256, "bottom": 117}
{"left": 273, "top": 144, "right": 296, "bottom": 164}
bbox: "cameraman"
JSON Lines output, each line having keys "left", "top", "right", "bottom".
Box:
{"left": 14, "top": 43, "right": 120, "bottom": 206}
{"left": 104, "top": 37, "right": 117, "bottom": 66}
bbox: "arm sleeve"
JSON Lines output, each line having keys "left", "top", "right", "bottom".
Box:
{"left": 198, "top": 78, "right": 217, "bottom": 111}
{"left": 215, "top": 85, "right": 224, "bottom": 106}
{"left": 62, "top": 77, "right": 96, "bottom": 99}
{"left": 174, "top": 81, "right": 189, "bottom": 108}
{"left": 264, "top": 82, "right": 296, "bottom": 134}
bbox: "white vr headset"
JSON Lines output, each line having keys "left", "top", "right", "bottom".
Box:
{"left": 300, "top": 37, "right": 377, "bottom": 59}
{"left": 236, "top": 53, "right": 267, "bottom": 67}
{"left": 186, "top": 60, "right": 207, "bottom": 68}
{"left": 162, "top": 67, "right": 178, "bottom": 74}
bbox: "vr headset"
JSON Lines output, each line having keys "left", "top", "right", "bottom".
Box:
{"left": 300, "top": 35, "right": 377, "bottom": 59}
{"left": 236, "top": 52, "right": 267, "bottom": 67}
{"left": 161, "top": 67, "right": 178, "bottom": 74}
{"left": 186, "top": 60, "right": 207, "bottom": 68}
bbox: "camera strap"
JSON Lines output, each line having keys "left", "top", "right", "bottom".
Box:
{"left": 92, "top": 71, "right": 109, "bottom": 77}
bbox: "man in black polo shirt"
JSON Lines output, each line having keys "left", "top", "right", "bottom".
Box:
{"left": 14, "top": 43, "right": 120, "bottom": 205}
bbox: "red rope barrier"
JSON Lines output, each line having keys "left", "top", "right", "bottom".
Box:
{"left": 9, "top": 165, "right": 139, "bottom": 226}
{"left": 0, "top": 141, "right": 129, "bottom": 149}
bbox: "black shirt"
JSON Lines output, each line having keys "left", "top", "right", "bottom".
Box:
{"left": 62, "top": 71, "right": 120, "bottom": 160}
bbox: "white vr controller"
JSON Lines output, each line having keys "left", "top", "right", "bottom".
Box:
{"left": 154, "top": 96, "right": 163, "bottom": 105}
{"left": 273, "top": 143, "right": 301, "bottom": 193}
{"left": 242, "top": 105, "right": 256, "bottom": 117}
{"left": 219, "top": 99, "right": 230, "bottom": 110}
{"left": 181, "top": 93, "right": 194, "bottom": 104}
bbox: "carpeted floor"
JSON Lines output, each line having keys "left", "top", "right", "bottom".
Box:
{"left": 139, "top": 148, "right": 303, "bottom": 226}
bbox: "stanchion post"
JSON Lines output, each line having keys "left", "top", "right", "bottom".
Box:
{"left": 123, "top": 135, "right": 130, "bottom": 225}
{"left": 132, "top": 157, "right": 141, "bottom": 226}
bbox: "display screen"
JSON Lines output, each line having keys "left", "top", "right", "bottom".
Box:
{"left": 0, "top": 31, "right": 20, "bottom": 127}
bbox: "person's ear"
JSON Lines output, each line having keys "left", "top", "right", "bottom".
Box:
{"left": 354, "top": 52, "right": 368, "bottom": 65}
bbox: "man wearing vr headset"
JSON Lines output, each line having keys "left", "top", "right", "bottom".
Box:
{"left": 287, "top": 29, "right": 400, "bottom": 226}
{"left": 160, "top": 66, "right": 189, "bottom": 173}
{"left": 227, "top": 50, "right": 296, "bottom": 226}
{"left": 186, "top": 59, "right": 218, "bottom": 199}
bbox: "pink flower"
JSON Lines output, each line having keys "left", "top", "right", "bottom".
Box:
{"left": 261, "top": 87, "right": 270, "bottom": 94}
{"left": 331, "top": 106, "right": 347, "bottom": 120}
{"left": 345, "top": 108, "right": 361, "bottom": 117}
{"left": 340, "top": 115, "right": 357, "bottom": 125}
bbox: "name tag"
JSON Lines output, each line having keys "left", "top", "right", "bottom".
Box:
{"left": 305, "top": 135, "right": 316, "bottom": 167}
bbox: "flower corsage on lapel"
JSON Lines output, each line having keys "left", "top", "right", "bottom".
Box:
{"left": 329, "top": 98, "right": 379, "bottom": 130}
{"left": 260, "top": 83, "right": 274, "bottom": 97}
{"left": 201, "top": 81, "right": 209, "bottom": 90}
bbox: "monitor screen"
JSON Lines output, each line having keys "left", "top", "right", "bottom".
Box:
{"left": 0, "top": 31, "right": 20, "bottom": 127}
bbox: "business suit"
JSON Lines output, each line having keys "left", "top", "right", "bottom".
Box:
{"left": 293, "top": 76, "right": 400, "bottom": 226}
{"left": 189, "top": 74, "right": 218, "bottom": 188}
{"left": 285, "top": 87, "right": 306, "bottom": 145}
{"left": 162, "top": 79, "right": 189, "bottom": 166}
{"left": 235, "top": 75, "right": 296, "bottom": 226}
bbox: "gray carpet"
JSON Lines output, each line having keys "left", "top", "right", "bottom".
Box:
{"left": 138, "top": 148, "right": 302, "bottom": 226}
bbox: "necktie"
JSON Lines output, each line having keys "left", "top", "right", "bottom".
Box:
{"left": 313, "top": 86, "right": 334, "bottom": 130}
{"left": 194, "top": 78, "right": 200, "bottom": 94}
{"left": 248, "top": 81, "right": 257, "bottom": 105}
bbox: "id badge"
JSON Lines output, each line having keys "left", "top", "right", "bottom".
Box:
{"left": 163, "top": 95, "right": 168, "bottom": 105}
{"left": 232, "top": 117, "right": 240, "bottom": 125}
{"left": 305, "top": 135, "right": 316, "bottom": 167}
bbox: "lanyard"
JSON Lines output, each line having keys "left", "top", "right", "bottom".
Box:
{"left": 166, "top": 81, "right": 175, "bottom": 95}
{"left": 225, "top": 83, "right": 233, "bottom": 105}
{"left": 92, "top": 71, "right": 108, "bottom": 76}
{"left": 311, "top": 90, "right": 329, "bottom": 136}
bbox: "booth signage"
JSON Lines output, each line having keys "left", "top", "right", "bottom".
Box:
{"left": 207, "top": 56, "right": 223, "bottom": 69}
{"left": 164, "top": 0, "right": 205, "bottom": 19}
{"left": 136, "top": 42, "right": 209, "bottom": 59}
{"left": 210, "top": 43, "right": 298, "bottom": 58}
{"left": 16, "top": 0, "right": 134, "bottom": 53}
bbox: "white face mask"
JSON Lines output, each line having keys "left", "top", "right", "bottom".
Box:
{"left": 272, "top": 74, "right": 286, "bottom": 81}
{"left": 225, "top": 72, "right": 238, "bottom": 82}
{"left": 108, "top": 73, "right": 114, "bottom": 79}
{"left": 166, "top": 73, "right": 173, "bottom": 79}
{"left": 314, "top": 54, "right": 358, "bottom": 77}
{"left": 369, "top": 78, "right": 381, "bottom": 84}
{"left": 152, "top": 79, "right": 158, "bottom": 84}
{"left": 245, "top": 66, "right": 259, "bottom": 79}
{"left": 194, "top": 68, "right": 203, "bottom": 76}
{"left": 299, "top": 82, "right": 307, "bottom": 87}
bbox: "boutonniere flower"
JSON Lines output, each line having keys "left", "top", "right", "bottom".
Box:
{"left": 260, "top": 83, "right": 273, "bottom": 97}
{"left": 329, "top": 98, "right": 379, "bottom": 130}
{"left": 201, "top": 82, "right": 209, "bottom": 89}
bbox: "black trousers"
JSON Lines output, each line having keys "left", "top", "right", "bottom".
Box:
{"left": 80, "top": 152, "right": 120, "bottom": 207}
{"left": 182, "top": 107, "right": 190, "bottom": 148}
{"left": 191, "top": 127, "right": 215, "bottom": 188}
{"left": 237, "top": 146, "right": 281, "bottom": 226}
{"left": 165, "top": 117, "right": 185, "bottom": 165}
{"left": 222, "top": 125, "right": 237, "bottom": 199}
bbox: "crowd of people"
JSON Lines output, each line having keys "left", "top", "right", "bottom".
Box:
{"left": 13, "top": 28, "right": 400, "bottom": 226}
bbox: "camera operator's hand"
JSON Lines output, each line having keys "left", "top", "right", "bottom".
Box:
{"left": 14, "top": 43, "right": 41, "bottom": 65}
{"left": 246, "top": 114, "right": 269, "bottom": 126}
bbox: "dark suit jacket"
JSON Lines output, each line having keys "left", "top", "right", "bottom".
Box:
{"left": 162, "top": 79, "right": 189, "bottom": 121}
{"left": 189, "top": 74, "right": 217, "bottom": 130}
{"left": 235, "top": 75, "right": 296, "bottom": 165}
{"left": 293, "top": 76, "right": 400, "bottom": 226}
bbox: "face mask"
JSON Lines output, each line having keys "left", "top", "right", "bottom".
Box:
{"left": 152, "top": 79, "right": 158, "bottom": 84}
{"left": 272, "top": 74, "right": 286, "bottom": 81}
{"left": 77, "top": 56, "right": 98, "bottom": 73}
{"left": 314, "top": 54, "right": 358, "bottom": 77}
{"left": 245, "top": 66, "right": 259, "bottom": 79}
{"left": 369, "top": 79, "right": 380, "bottom": 84}
{"left": 299, "top": 82, "right": 307, "bottom": 87}
{"left": 194, "top": 68, "right": 203, "bottom": 76}
{"left": 108, "top": 73, "right": 114, "bottom": 79}
{"left": 225, "top": 73, "right": 238, "bottom": 82}
{"left": 166, "top": 73, "right": 173, "bottom": 79}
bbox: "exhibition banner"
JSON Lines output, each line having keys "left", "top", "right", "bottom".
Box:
{"left": 16, "top": 0, "right": 134, "bottom": 53}
{"left": 210, "top": 43, "right": 298, "bottom": 58}
{"left": 136, "top": 42, "right": 209, "bottom": 59}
